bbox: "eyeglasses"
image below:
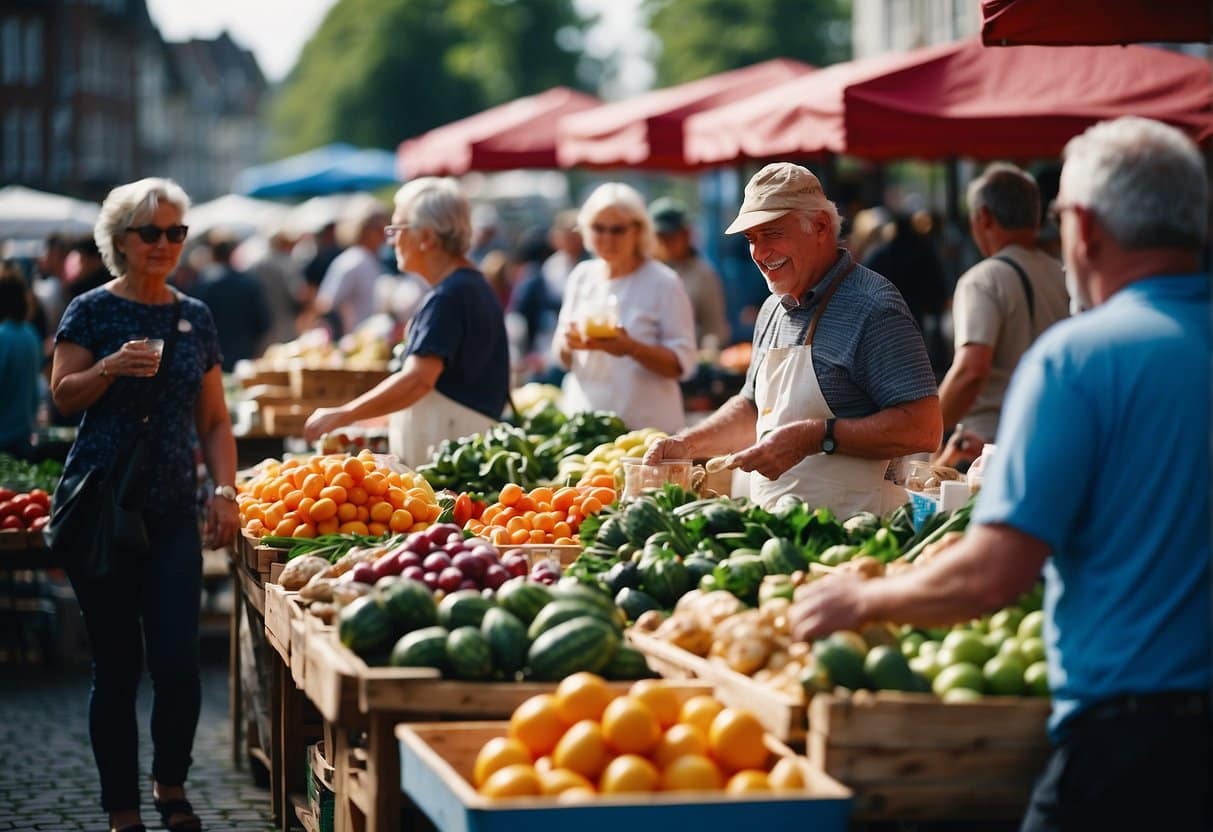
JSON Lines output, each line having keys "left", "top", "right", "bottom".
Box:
{"left": 126, "top": 224, "right": 188, "bottom": 244}
{"left": 589, "top": 223, "right": 634, "bottom": 236}
{"left": 384, "top": 224, "right": 410, "bottom": 242}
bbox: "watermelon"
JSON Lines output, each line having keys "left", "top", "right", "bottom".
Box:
{"left": 446, "top": 626, "right": 494, "bottom": 680}
{"left": 549, "top": 581, "right": 618, "bottom": 618}
{"left": 389, "top": 626, "right": 449, "bottom": 669}
{"left": 378, "top": 578, "right": 438, "bottom": 633}
{"left": 760, "top": 538, "right": 808, "bottom": 575}
{"left": 601, "top": 644, "right": 655, "bottom": 680}
{"left": 527, "top": 616, "right": 621, "bottom": 681}
{"left": 337, "top": 595, "right": 396, "bottom": 657}
{"left": 438, "top": 589, "right": 495, "bottom": 629}
{"left": 614, "top": 587, "right": 661, "bottom": 622}
{"left": 495, "top": 578, "right": 552, "bottom": 624}
{"left": 639, "top": 557, "right": 690, "bottom": 607}
{"left": 527, "top": 599, "right": 620, "bottom": 641}
{"left": 481, "top": 607, "right": 528, "bottom": 676}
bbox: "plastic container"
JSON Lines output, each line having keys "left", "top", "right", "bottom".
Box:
{"left": 621, "top": 457, "right": 693, "bottom": 499}
{"left": 581, "top": 294, "right": 619, "bottom": 338}
{"left": 967, "top": 444, "right": 997, "bottom": 493}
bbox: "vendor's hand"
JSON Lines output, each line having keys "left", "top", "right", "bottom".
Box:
{"left": 563, "top": 323, "right": 589, "bottom": 351}
{"left": 105, "top": 340, "right": 162, "bottom": 378}
{"left": 729, "top": 421, "right": 815, "bottom": 481}
{"left": 582, "top": 326, "right": 634, "bottom": 357}
{"left": 643, "top": 435, "right": 692, "bottom": 466}
{"left": 205, "top": 495, "right": 239, "bottom": 550}
{"left": 789, "top": 573, "right": 870, "bottom": 642}
{"left": 933, "top": 428, "right": 985, "bottom": 469}
{"left": 303, "top": 406, "right": 350, "bottom": 443}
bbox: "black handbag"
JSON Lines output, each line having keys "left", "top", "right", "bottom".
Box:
{"left": 45, "top": 300, "right": 183, "bottom": 580}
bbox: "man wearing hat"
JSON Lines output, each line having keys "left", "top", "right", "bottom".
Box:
{"left": 645, "top": 163, "right": 941, "bottom": 515}
{"left": 650, "top": 197, "right": 730, "bottom": 349}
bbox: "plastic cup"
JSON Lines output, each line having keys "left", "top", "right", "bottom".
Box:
{"left": 145, "top": 338, "right": 165, "bottom": 358}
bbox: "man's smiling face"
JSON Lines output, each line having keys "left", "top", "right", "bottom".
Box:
{"left": 743, "top": 210, "right": 832, "bottom": 300}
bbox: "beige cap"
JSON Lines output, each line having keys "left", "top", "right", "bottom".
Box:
{"left": 725, "top": 162, "right": 826, "bottom": 234}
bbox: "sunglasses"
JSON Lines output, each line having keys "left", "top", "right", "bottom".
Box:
{"left": 384, "top": 224, "right": 410, "bottom": 242}
{"left": 590, "top": 223, "right": 634, "bottom": 236}
{"left": 126, "top": 224, "right": 189, "bottom": 244}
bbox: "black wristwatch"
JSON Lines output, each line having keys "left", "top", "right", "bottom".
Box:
{"left": 821, "top": 418, "right": 837, "bottom": 455}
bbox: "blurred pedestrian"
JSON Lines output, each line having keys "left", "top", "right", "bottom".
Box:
{"left": 50, "top": 176, "right": 237, "bottom": 832}
{"left": 68, "top": 237, "right": 112, "bottom": 299}
{"left": 248, "top": 228, "right": 305, "bottom": 347}
{"left": 316, "top": 197, "right": 389, "bottom": 338}
{"left": 864, "top": 211, "right": 950, "bottom": 367}
{"left": 650, "top": 197, "right": 731, "bottom": 349}
{"left": 30, "top": 233, "right": 69, "bottom": 339}
{"left": 0, "top": 262, "right": 42, "bottom": 456}
{"left": 553, "top": 183, "right": 697, "bottom": 434}
{"left": 189, "top": 235, "right": 272, "bottom": 371}
{"left": 542, "top": 209, "right": 585, "bottom": 298}
{"left": 789, "top": 116, "right": 1212, "bottom": 832}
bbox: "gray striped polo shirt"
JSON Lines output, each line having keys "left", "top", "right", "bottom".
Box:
{"left": 740, "top": 249, "right": 938, "bottom": 418}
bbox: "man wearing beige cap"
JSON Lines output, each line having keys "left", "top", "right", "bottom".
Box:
{"left": 645, "top": 162, "right": 941, "bottom": 515}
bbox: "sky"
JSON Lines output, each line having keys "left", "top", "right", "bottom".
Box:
{"left": 145, "top": 0, "right": 652, "bottom": 93}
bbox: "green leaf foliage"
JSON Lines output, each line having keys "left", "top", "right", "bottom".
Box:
{"left": 642, "top": 0, "right": 852, "bottom": 85}
{"left": 272, "top": 0, "right": 590, "bottom": 155}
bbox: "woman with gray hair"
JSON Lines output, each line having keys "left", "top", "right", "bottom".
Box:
{"left": 552, "top": 182, "right": 697, "bottom": 433}
{"left": 304, "top": 178, "right": 510, "bottom": 465}
{"left": 50, "top": 177, "right": 236, "bottom": 832}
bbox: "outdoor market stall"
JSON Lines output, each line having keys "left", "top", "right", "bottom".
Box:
{"left": 980, "top": 0, "right": 1210, "bottom": 46}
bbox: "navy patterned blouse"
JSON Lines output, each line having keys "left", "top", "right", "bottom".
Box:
{"left": 55, "top": 287, "right": 222, "bottom": 515}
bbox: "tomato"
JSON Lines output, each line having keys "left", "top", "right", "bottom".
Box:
{"left": 0, "top": 501, "right": 16, "bottom": 519}
{"left": 470, "top": 499, "right": 487, "bottom": 520}
{"left": 0, "top": 487, "right": 14, "bottom": 502}
{"left": 453, "top": 493, "right": 473, "bottom": 526}
{"left": 27, "top": 489, "right": 50, "bottom": 509}
{"left": 30, "top": 515, "right": 48, "bottom": 531}
{"left": 1, "top": 515, "right": 23, "bottom": 530}
{"left": 21, "top": 503, "right": 46, "bottom": 523}
{"left": 9, "top": 494, "right": 30, "bottom": 510}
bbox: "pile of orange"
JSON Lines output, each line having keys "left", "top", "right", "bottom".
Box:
{"left": 237, "top": 450, "right": 442, "bottom": 539}
{"left": 465, "top": 479, "right": 616, "bottom": 547}
{"left": 473, "top": 674, "right": 812, "bottom": 800}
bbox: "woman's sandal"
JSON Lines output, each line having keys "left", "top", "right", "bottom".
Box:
{"left": 153, "top": 798, "right": 202, "bottom": 832}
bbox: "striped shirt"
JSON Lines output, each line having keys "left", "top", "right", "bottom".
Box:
{"left": 740, "top": 249, "right": 938, "bottom": 418}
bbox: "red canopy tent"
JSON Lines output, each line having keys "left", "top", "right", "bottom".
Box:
{"left": 556, "top": 59, "right": 813, "bottom": 171}
{"left": 397, "top": 87, "right": 600, "bottom": 177}
{"left": 684, "top": 39, "right": 1213, "bottom": 165}
{"left": 981, "top": 0, "right": 1211, "bottom": 46}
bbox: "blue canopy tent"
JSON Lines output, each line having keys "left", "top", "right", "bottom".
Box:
{"left": 232, "top": 143, "right": 402, "bottom": 198}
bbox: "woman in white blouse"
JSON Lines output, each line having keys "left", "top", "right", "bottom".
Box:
{"left": 553, "top": 183, "right": 697, "bottom": 433}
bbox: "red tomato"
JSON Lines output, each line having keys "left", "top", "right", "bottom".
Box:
{"left": 1, "top": 515, "right": 23, "bottom": 530}
{"left": 453, "top": 493, "right": 473, "bottom": 526}
{"left": 0, "top": 501, "right": 16, "bottom": 519}
{"left": 0, "top": 487, "right": 14, "bottom": 502}
{"left": 21, "top": 503, "right": 46, "bottom": 523}
{"left": 9, "top": 494, "right": 30, "bottom": 510}
{"left": 27, "top": 489, "right": 50, "bottom": 509}
{"left": 470, "top": 499, "right": 487, "bottom": 520}
{"left": 30, "top": 515, "right": 48, "bottom": 531}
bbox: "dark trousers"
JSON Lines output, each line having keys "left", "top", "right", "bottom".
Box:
{"left": 1020, "top": 693, "right": 1212, "bottom": 832}
{"left": 69, "top": 511, "right": 203, "bottom": 812}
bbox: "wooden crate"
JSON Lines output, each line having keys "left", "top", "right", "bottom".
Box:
{"left": 240, "top": 369, "right": 291, "bottom": 389}
{"left": 289, "top": 366, "right": 391, "bottom": 401}
{"left": 261, "top": 404, "right": 313, "bottom": 438}
{"left": 0, "top": 529, "right": 46, "bottom": 551}
{"left": 628, "top": 630, "right": 807, "bottom": 743}
{"left": 515, "top": 543, "right": 582, "bottom": 567}
{"left": 398, "top": 722, "right": 852, "bottom": 832}
{"left": 265, "top": 583, "right": 303, "bottom": 662}
{"left": 808, "top": 690, "right": 1050, "bottom": 821}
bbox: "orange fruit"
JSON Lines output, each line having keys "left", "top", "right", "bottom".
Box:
{"left": 362, "top": 472, "right": 388, "bottom": 496}
{"left": 555, "top": 786, "right": 596, "bottom": 804}
{"left": 725, "top": 769, "right": 770, "bottom": 795}
{"left": 386, "top": 487, "right": 407, "bottom": 509}
{"left": 508, "top": 694, "right": 568, "bottom": 757}
{"left": 347, "top": 486, "right": 369, "bottom": 506}
{"left": 538, "top": 768, "right": 593, "bottom": 796}
{"left": 355, "top": 505, "right": 370, "bottom": 523}
{"left": 678, "top": 695, "right": 723, "bottom": 737}
{"left": 316, "top": 518, "right": 340, "bottom": 535}
{"left": 389, "top": 509, "right": 414, "bottom": 533}
{"left": 404, "top": 496, "right": 431, "bottom": 520}
{"left": 629, "top": 680, "right": 681, "bottom": 728}
{"left": 553, "top": 672, "right": 615, "bottom": 724}
{"left": 330, "top": 472, "right": 355, "bottom": 491}
{"left": 367, "top": 522, "right": 388, "bottom": 537}
{"left": 473, "top": 737, "right": 532, "bottom": 787}
{"left": 659, "top": 754, "right": 723, "bottom": 792}
{"left": 319, "top": 485, "right": 347, "bottom": 504}
{"left": 369, "top": 502, "right": 394, "bottom": 524}
{"left": 533, "top": 755, "right": 554, "bottom": 775}
{"left": 291, "top": 523, "right": 316, "bottom": 539}
{"left": 499, "top": 484, "right": 522, "bottom": 506}
{"left": 767, "top": 757, "right": 809, "bottom": 791}
{"left": 337, "top": 502, "right": 359, "bottom": 523}
{"left": 309, "top": 497, "right": 337, "bottom": 522}
{"left": 598, "top": 754, "right": 659, "bottom": 794}
{"left": 601, "top": 696, "right": 660, "bottom": 755}
{"left": 652, "top": 723, "right": 708, "bottom": 770}
{"left": 342, "top": 456, "right": 366, "bottom": 481}
{"left": 552, "top": 720, "right": 609, "bottom": 780}
{"left": 338, "top": 520, "right": 369, "bottom": 535}
{"left": 708, "top": 708, "right": 768, "bottom": 773}
{"left": 480, "top": 763, "right": 541, "bottom": 798}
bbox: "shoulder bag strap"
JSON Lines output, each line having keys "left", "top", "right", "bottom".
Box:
{"left": 993, "top": 254, "right": 1035, "bottom": 327}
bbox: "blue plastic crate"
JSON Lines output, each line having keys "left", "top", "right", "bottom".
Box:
{"left": 908, "top": 490, "right": 939, "bottom": 532}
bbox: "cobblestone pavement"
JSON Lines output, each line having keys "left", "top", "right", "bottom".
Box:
{"left": 0, "top": 651, "right": 274, "bottom": 832}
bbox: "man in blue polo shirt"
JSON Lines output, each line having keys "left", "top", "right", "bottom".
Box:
{"left": 788, "top": 116, "right": 1211, "bottom": 831}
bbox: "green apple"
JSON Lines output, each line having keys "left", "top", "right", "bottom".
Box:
{"left": 1024, "top": 661, "right": 1050, "bottom": 696}
{"left": 1020, "top": 636, "right": 1046, "bottom": 665}
{"left": 933, "top": 662, "right": 985, "bottom": 696}
{"left": 983, "top": 655, "right": 1026, "bottom": 696}
{"left": 910, "top": 653, "right": 941, "bottom": 682}
{"left": 989, "top": 606, "right": 1025, "bottom": 633}
{"left": 941, "top": 630, "right": 992, "bottom": 666}
{"left": 983, "top": 628, "right": 1016, "bottom": 651}
{"left": 943, "top": 687, "right": 983, "bottom": 703}
{"left": 1018, "top": 610, "right": 1045, "bottom": 641}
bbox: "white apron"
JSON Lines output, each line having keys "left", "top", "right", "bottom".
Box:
{"left": 388, "top": 389, "right": 496, "bottom": 469}
{"left": 750, "top": 264, "right": 907, "bottom": 516}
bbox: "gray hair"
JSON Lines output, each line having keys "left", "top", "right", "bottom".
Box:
{"left": 578, "top": 182, "right": 657, "bottom": 260}
{"left": 795, "top": 202, "right": 842, "bottom": 242}
{"left": 394, "top": 178, "right": 472, "bottom": 256}
{"left": 967, "top": 163, "right": 1040, "bottom": 230}
{"left": 94, "top": 177, "right": 190, "bottom": 278}
{"left": 1061, "top": 116, "right": 1207, "bottom": 249}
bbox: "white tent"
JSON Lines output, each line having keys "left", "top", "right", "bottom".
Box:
{"left": 0, "top": 186, "right": 100, "bottom": 239}
{"left": 186, "top": 194, "right": 290, "bottom": 239}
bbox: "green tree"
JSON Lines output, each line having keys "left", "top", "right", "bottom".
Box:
{"left": 642, "top": 0, "right": 852, "bottom": 86}
{"left": 272, "top": 0, "right": 589, "bottom": 155}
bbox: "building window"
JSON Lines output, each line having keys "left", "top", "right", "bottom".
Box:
{"left": 23, "top": 109, "right": 41, "bottom": 178}
{"left": 24, "top": 18, "right": 41, "bottom": 85}
{"left": 2, "top": 18, "right": 21, "bottom": 85}
{"left": 3, "top": 110, "right": 20, "bottom": 178}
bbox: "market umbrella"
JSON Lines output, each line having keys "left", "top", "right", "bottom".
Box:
{"left": 0, "top": 186, "right": 100, "bottom": 239}
{"left": 186, "top": 194, "right": 289, "bottom": 238}
{"left": 683, "top": 39, "right": 1213, "bottom": 165}
{"left": 398, "top": 87, "right": 600, "bottom": 177}
{"left": 232, "top": 143, "right": 401, "bottom": 198}
{"left": 557, "top": 58, "right": 814, "bottom": 171}
{"left": 981, "top": 0, "right": 1211, "bottom": 46}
